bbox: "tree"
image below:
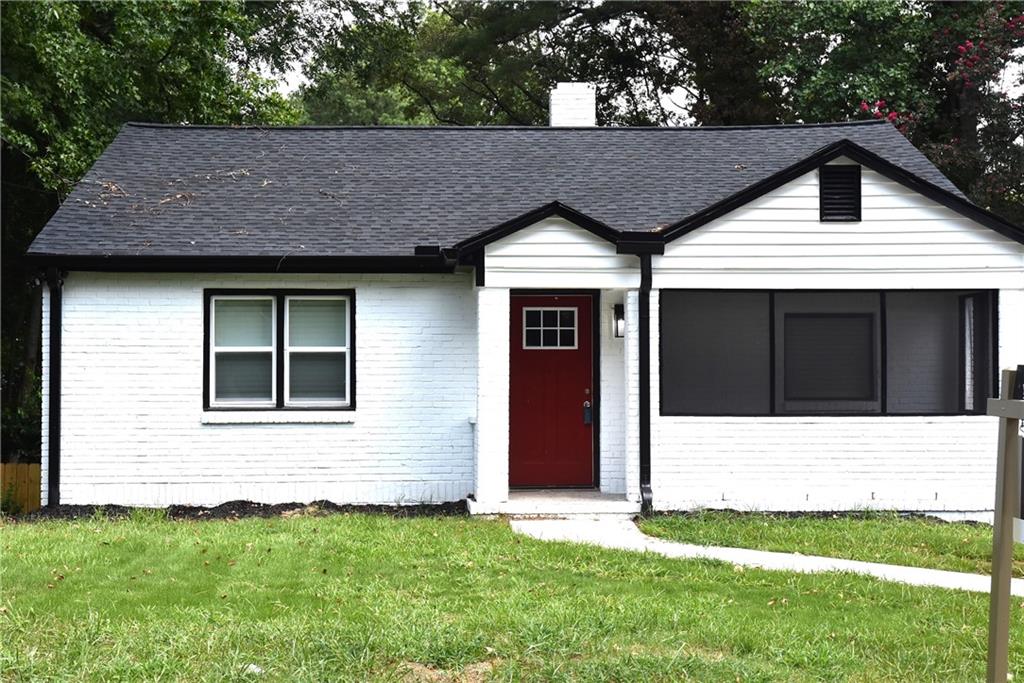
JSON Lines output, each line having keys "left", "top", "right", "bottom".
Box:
{"left": 1, "top": 0, "right": 306, "bottom": 457}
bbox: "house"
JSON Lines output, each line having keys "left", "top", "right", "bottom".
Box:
{"left": 26, "top": 83, "right": 1024, "bottom": 515}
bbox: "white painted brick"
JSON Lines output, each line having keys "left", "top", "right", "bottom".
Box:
{"left": 599, "top": 291, "right": 627, "bottom": 493}
{"left": 474, "top": 287, "right": 510, "bottom": 504}
{"left": 47, "top": 272, "right": 478, "bottom": 506}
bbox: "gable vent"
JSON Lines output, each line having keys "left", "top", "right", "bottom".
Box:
{"left": 819, "top": 165, "right": 861, "bottom": 222}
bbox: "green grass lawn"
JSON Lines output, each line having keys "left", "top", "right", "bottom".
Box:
{"left": 2, "top": 511, "right": 1022, "bottom": 682}
{"left": 639, "top": 510, "right": 1024, "bottom": 577}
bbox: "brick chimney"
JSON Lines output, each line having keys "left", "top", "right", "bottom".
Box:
{"left": 549, "top": 82, "right": 596, "bottom": 127}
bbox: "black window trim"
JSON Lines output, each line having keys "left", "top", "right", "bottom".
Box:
{"left": 819, "top": 164, "right": 862, "bottom": 222}
{"left": 203, "top": 288, "right": 356, "bottom": 412}
{"left": 659, "top": 288, "right": 997, "bottom": 417}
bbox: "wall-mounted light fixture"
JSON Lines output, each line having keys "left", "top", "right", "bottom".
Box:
{"left": 613, "top": 304, "right": 625, "bottom": 338}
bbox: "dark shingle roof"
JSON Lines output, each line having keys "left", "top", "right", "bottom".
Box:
{"left": 28, "top": 120, "right": 965, "bottom": 259}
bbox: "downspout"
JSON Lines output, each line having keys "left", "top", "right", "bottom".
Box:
{"left": 44, "top": 267, "right": 62, "bottom": 507}
{"left": 638, "top": 254, "right": 653, "bottom": 514}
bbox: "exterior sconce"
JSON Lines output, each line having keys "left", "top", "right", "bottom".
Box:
{"left": 613, "top": 304, "right": 625, "bottom": 338}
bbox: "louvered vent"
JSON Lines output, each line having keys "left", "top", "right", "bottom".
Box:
{"left": 819, "top": 165, "right": 861, "bottom": 221}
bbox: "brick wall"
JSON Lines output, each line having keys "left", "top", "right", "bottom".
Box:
{"left": 44, "top": 272, "right": 478, "bottom": 506}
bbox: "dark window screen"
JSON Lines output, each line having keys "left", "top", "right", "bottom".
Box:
{"left": 886, "top": 292, "right": 960, "bottom": 413}
{"left": 783, "top": 314, "right": 875, "bottom": 401}
{"left": 660, "top": 292, "right": 770, "bottom": 415}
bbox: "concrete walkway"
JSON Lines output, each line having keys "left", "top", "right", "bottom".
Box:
{"left": 511, "top": 517, "right": 1024, "bottom": 596}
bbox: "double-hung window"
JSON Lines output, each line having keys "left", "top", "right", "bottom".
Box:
{"left": 206, "top": 290, "right": 354, "bottom": 410}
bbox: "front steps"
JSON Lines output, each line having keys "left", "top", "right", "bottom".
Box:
{"left": 467, "top": 489, "right": 641, "bottom": 519}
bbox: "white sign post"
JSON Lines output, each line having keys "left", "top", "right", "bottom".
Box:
{"left": 988, "top": 366, "right": 1024, "bottom": 683}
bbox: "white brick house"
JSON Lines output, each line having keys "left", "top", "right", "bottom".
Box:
{"left": 28, "top": 85, "right": 1024, "bottom": 514}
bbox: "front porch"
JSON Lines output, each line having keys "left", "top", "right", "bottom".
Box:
{"left": 471, "top": 285, "right": 643, "bottom": 515}
{"left": 467, "top": 489, "right": 640, "bottom": 518}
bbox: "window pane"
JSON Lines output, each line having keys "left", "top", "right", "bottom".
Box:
{"left": 214, "top": 299, "right": 272, "bottom": 347}
{"left": 542, "top": 310, "right": 558, "bottom": 327}
{"left": 289, "top": 299, "right": 347, "bottom": 347}
{"left": 886, "top": 292, "right": 959, "bottom": 413}
{"left": 660, "top": 292, "right": 770, "bottom": 415}
{"left": 784, "top": 314, "right": 874, "bottom": 400}
{"left": 542, "top": 329, "right": 558, "bottom": 346}
{"left": 525, "top": 310, "right": 541, "bottom": 327}
{"left": 525, "top": 329, "right": 541, "bottom": 347}
{"left": 559, "top": 329, "right": 575, "bottom": 347}
{"left": 290, "top": 352, "right": 347, "bottom": 402}
{"left": 215, "top": 352, "right": 272, "bottom": 401}
{"left": 559, "top": 310, "right": 574, "bottom": 327}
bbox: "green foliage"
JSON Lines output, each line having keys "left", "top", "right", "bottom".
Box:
{"left": 0, "top": 0, "right": 303, "bottom": 195}
{"left": 0, "top": 0, "right": 306, "bottom": 457}
{"left": 0, "top": 483, "right": 23, "bottom": 516}
{"left": 3, "top": 514, "right": 1024, "bottom": 680}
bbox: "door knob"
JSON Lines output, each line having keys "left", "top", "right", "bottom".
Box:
{"left": 583, "top": 400, "right": 593, "bottom": 425}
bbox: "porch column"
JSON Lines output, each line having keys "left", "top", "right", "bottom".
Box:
{"left": 474, "top": 286, "right": 510, "bottom": 506}
{"left": 623, "top": 289, "right": 642, "bottom": 502}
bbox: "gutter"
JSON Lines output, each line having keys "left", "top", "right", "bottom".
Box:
{"left": 44, "top": 267, "right": 62, "bottom": 507}
{"left": 637, "top": 254, "right": 653, "bottom": 514}
{"left": 23, "top": 253, "right": 458, "bottom": 274}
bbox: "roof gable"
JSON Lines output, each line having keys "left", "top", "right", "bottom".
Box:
{"left": 660, "top": 139, "right": 1024, "bottom": 245}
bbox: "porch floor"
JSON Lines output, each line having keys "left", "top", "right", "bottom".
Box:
{"left": 467, "top": 489, "right": 641, "bottom": 518}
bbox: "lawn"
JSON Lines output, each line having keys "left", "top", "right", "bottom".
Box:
{"left": 639, "top": 510, "right": 1024, "bottom": 577}
{"left": 1, "top": 510, "right": 1022, "bottom": 682}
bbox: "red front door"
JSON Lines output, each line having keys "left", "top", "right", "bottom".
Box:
{"left": 509, "top": 294, "right": 594, "bottom": 487}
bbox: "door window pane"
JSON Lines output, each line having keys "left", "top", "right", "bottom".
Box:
{"left": 215, "top": 352, "right": 272, "bottom": 401}
{"left": 289, "top": 299, "right": 347, "bottom": 347}
{"left": 523, "top": 307, "right": 577, "bottom": 349}
{"left": 289, "top": 352, "right": 347, "bottom": 401}
{"left": 214, "top": 299, "right": 272, "bottom": 346}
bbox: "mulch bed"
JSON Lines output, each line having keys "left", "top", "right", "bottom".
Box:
{"left": 10, "top": 499, "right": 467, "bottom": 523}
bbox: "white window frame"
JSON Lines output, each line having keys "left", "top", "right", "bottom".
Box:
{"left": 284, "top": 295, "right": 351, "bottom": 408}
{"left": 522, "top": 306, "right": 579, "bottom": 350}
{"left": 209, "top": 295, "right": 277, "bottom": 409}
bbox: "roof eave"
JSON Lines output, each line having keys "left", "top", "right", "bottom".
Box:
{"left": 23, "top": 253, "right": 458, "bottom": 274}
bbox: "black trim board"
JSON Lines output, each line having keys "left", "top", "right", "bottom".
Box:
{"left": 45, "top": 267, "right": 62, "bottom": 507}
{"left": 203, "top": 288, "right": 356, "bottom": 412}
{"left": 509, "top": 289, "right": 601, "bottom": 489}
{"left": 660, "top": 138, "right": 1024, "bottom": 244}
{"left": 25, "top": 254, "right": 457, "bottom": 273}
{"left": 455, "top": 201, "right": 620, "bottom": 254}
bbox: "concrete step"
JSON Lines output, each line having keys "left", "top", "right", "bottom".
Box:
{"left": 467, "top": 490, "right": 641, "bottom": 518}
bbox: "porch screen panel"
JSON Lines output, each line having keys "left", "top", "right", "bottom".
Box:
{"left": 660, "top": 291, "right": 770, "bottom": 415}
{"left": 885, "top": 292, "right": 960, "bottom": 413}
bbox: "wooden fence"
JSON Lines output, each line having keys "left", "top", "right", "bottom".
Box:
{"left": 0, "top": 463, "right": 41, "bottom": 514}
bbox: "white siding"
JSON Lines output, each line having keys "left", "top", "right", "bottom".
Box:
{"left": 49, "top": 272, "right": 478, "bottom": 507}
{"left": 650, "top": 288, "right": 1024, "bottom": 512}
{"left": 484, "top": 216, "right": 640, "bottom": 289}
{"left": 655, "top": 165, "right": 1024, "bottom": 289}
